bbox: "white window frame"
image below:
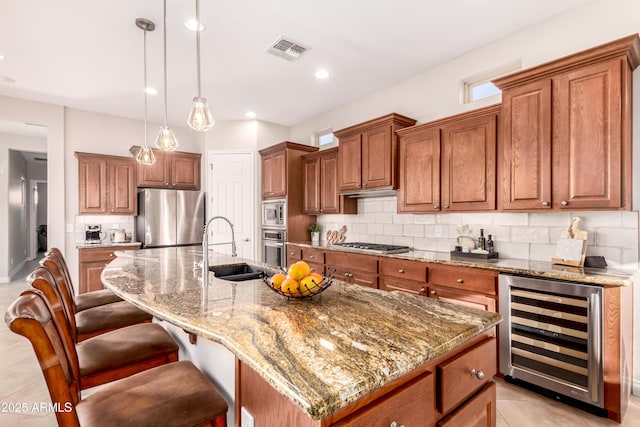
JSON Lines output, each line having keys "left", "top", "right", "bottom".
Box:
{"left": 313, "top": 128, "right": 336, "bottom": 148}
{"left": 461, "top": 60, "right": 522, "bottom": 105}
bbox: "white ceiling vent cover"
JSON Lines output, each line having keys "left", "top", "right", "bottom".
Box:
{"left": 265, "top": 36, "right": 308, "bottom": 61}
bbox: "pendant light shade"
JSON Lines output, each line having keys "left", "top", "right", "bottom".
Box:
{"left": 155, "top": 0, "right": 179, "bottom": 151}
{"left": 135, "top": 18, "right": 156, "bottom": 166}
{"left": 187, "top": 0, "right": 214, "bottom": 131}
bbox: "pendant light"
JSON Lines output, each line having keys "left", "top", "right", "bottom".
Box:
{"left": 187, "top": 0, "right": 214, "bottom": 131}
{"left": 155, "top": 0, "right": 179, "bottom": 151}
{"left": 135, "top": 18, "right": 156, "bottom": 166}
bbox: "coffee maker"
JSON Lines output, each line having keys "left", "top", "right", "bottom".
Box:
{"left": 85, "top": 224, "right": 102, "bottom": 244}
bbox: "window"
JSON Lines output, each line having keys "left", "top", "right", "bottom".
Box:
{"left": 315, "top": 129, "right": 335, "bottom": 147}
{"left": 462, "top": 60, "right": 521, "bottom": 104}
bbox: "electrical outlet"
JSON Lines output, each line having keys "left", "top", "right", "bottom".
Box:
{"left": 435, "top": 225, "right": 443, "bottom": 238}
{"left": 241, "top": 407, "right": 254, "bottom": 427}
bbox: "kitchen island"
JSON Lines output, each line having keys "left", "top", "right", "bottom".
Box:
{"left": 102, "top": 246, "right": 502, "bottom": 426}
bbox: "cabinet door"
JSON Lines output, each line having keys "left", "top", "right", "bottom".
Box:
{"left": 501, "top": 79, "right": 552, "bottom": 210}
{"left": 137, "top": 150, "right": 170, "bottom": 188}
{"left": 320, "top": 151, "right": 340, "bottom": 213}
{"left": 338, "top": 133, "right": 362, "bottom": 190}
{"left": 437, "top": 382, "right": 496, "bottom": 427}
{"left": 398, "top": 127, "right": 441, "bottom": 212}
{"left": 171, "top": 152, "right": 201, "bottom": 190}
{"left": 552, "top": 59, "right": 623, "bottom": 209}
{"left": 351, "top": 271, "right": 378, "bottom": 289}
{"left": 78, "top": 155, "right": 108, "bottom": 214}
{"left": 441, "top": 113, "right": 497, "bottom": 211}
{"left": 362, "top": 124, "right": 393, "bottom": 189}
{"left": 303, "top": 156, "right": 320, "bottom": 214}
{"left": 108, "top": 157, "right": 137, "bottom": 215}
{"left": 429, "top": 285, "right": 496, "bottom": 312}
{"left": 79, "top": 261, "right": 107, "bottom": 293}
{"left": 262, "top": 150, "right": 286, "bottom": 198}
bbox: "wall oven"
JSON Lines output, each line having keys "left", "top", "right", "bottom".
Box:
{"left": 262, "top": 200, "right": 286, "bottom": 229}
{"left": 262, "top": 228, "right": 286, "bottom": 269}
{"left": 499, "top": 274, "right": 604, "bottom": 410}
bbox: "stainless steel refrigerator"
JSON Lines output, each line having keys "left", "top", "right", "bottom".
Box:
{"left": 136, "top": 189, "right": 205, "bottom": 248}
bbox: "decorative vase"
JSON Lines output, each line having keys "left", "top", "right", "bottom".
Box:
{"left": 311, "top": 231, "right": 320, "bottom": 244}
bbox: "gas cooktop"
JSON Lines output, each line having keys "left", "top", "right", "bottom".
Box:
{"left": 332, "top": 242, "right": 411, "bottom": 254}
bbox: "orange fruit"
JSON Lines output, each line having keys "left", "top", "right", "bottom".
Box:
{"left": 309, "top": 272, "right": 323, "bottom": 286}
{"left": 270, "top": 273, "right": 287, "bottom": 291}
{"left": 288, "top": 261, "right": 310, "bottom": 281}
{"left": 281, "top": 278, "right": 300, "bottom": 297}
{"left": 299, "top": 276, "right": 317, "bottom": 296}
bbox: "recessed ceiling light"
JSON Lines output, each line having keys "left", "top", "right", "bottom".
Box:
{"left": 315, "top": 69, "right": 330, "bottom": 79}
{"left": 145, "top": 87, "right": 157, "bottom": 95}
{"left": 245, "top": 111, "right": 257, "bottom": 118}
{"left": 184, "top": 19, "right": 206, "bottom": 32}
{"left": 0, "top": 54, "right": 5, "bottom": 61}
{"left": 0, "top": 75, "right": 15, "bottom": 84}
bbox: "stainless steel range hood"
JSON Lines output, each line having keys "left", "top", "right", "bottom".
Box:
{"left": 340, "top": 188, "right": 398, "bottom": 198}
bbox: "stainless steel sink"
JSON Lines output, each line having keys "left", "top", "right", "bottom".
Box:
{"left": 208, "top": 263, "right": 272, "bottom": 282}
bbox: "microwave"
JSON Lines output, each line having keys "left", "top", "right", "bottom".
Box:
{"left": 262, "top": 200, "right": 286, "bottom": 228}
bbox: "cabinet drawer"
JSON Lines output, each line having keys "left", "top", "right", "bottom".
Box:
{"left": 379, "top": 258, "right": 427, "bottom": 282}
{"left": 437, "top": 337, "right": 496, "bottom": 414}
{"left": 437, "top": 382, "right": 496, "bottom": 427}
{"left": 301, "top": 248, "right": 324, "bottom": 264}
{"left": 430, "top": 285, "right": 497, "bottom": 312}
{"left": 380, "top": 276, "right": 427, "bottom": 296}
{"left": 79, "top": 245, "right": 138, "bottom": 263}
{"left": 326, "top": 251, "right": 377, "bottom": 272}
{"left": 286, "top": 245, "right": 301, "bottom": 260}
{"left": 429, "top": 266, "right": 497, "bottom": 296}
{"left": 307, "top": 262, "right": 324, "bottom": 275}
{"left": 333, "top": 371, "right": 435, "bottom": 427}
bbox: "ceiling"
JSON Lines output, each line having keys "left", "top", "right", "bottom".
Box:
{"left": 0, "top": 0, "right": 594, "bottom": 129}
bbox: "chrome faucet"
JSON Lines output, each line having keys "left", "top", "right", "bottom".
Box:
{"left": 202, "top": 216, "right": 237, "bottom": 281}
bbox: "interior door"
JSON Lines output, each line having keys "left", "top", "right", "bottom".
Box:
{"left": 208, "top": 150, "right": 255, "bottom": 260}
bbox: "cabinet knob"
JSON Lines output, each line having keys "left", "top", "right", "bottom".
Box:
{"left": 309, "top": 255, "right": 315, "bottom": 259}
{"left": 363, "top": 183, "right": 367, "bottom": 187}
{"left": 430, "top": 290, "right": 436, "bottom": 295}
{"left": 470, "top": 369, "right": 485, "bottom": 380}
{"left": 433, "top": 205, "right": 439, "bottom": 209}
{"left": 290, "top": 252, "right": 295, "bottom": 256}
{"left": 443, "top": 205, "right": 449, "bottom": 209}
{"left": 398, "top": 269, "right": 404, "bottom": 273}
{"left": 542, "top": 201, "right": 549, "bottom": 207}
{"left": 420, "top": 287, "right": 427, "bottom": 295}
{"left": 561, "top": 200, "right": 568, "bottom": 206}
{"left": 349, "top": 273, "right": 353, "bottom": 278}
{"left": 390, "top": 421, "right": 405, "bottom": 427}
{"left": 344, "top": 273, "right": 350, "bottom": 277}
{"left": 456, "top": 278, "right": 463, "bottom": 283}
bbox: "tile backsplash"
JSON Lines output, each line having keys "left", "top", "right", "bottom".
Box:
{"left": 75, "top": 215, "right": 135, "bottom": 244}
{"left": 317, "top": 196, "right": 639, "bottom": 270}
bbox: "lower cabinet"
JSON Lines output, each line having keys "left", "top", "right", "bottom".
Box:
{"left": 286, "top": 244, "right": 302, "bottom": 268}
{"left": 78, "top": 245, "right": 138, "bottom": 293}
{"left": 437, "top": 382, "right": 496, "bottom": 427}
{"left": 379, "top": 258, "right": 429, "bottom": 296}
{"left": 325, "top": 251, "right": 378, "bottom": 289}
{"left": 428, "top": 265, "right": 498, "bottom": 312}
{"left": 301, "top": 247, "right": 325, "bottom": 274}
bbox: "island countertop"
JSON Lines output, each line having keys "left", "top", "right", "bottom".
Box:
{"left": 102, "top": 246, "right": 501, "bottom": 420}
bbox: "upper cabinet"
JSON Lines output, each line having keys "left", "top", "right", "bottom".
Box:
{"left": 396, "top": 105, "right": 499, "bottom": 213}
{"left": 302, "top": 147, "right": 357, "bottom": 215}
{"left": 335, "top": 113, "right": 416, "bottom": 193}
{"left": 259, "top": 141, "right": 318, "bottom": 201}
{"left": 261, "top": 147, "right": 287, "bottom": 199}
{"left": 495, "top": 34, "right": 640, "bottom": 211}
{"left": 134, "top": 147, "right": 201, "bottom": 190}
{"left": 76, "top": 152, "right": 137, "bottom": 215}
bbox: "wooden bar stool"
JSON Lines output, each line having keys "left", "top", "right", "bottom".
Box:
{"left": 44, "top": 248, "right": 123, "bottom": 311}
{"left": 6, "top": 291, "right": 228, "bottom": 427}
{"left": 27, "top": 268, "right": 179, "bottom": 390}
{"left": 37, "top": 256, "right": 152, "bottom": 341}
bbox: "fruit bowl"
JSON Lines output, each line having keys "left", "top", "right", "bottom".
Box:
{"left": 262, "top": 268, "right": 334, "bottom": 299}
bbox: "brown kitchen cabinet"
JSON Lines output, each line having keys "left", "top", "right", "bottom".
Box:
{"left": 303, "top": 148, "right": 357, "bottom": 215}
{"left": 395, "top": 105, "right": 499, "bottom": 213}
{"left": 76, "top": 152, "right": 137, "bottom": 215}
{"left": 301, "top": 247, "right": 325, "bottom": 274}
{"left": 495, "top": 35, "right": 639, "bottom": 211}
{"left": 335, "top": 113, "right": 416, "bottom": 193}
{"left": 78, "top": 245, "right": 139, "bottom": 293}
{"left": 379, "top": 257, "right": 429, "bottom": 296}
{"left": 286, "top": 244, "right": 302, "bottom": 268}
{"left": 134, "top": 147, "right": 201, "bottom": 190}
{"left": 325, "top": 251, "right": 378, "bottom": 289}
{"left": 428, "top": 265, "right": 498, "bottom": 313}
{"left": 261, "top": 147, "right": 287, "bottom": 198}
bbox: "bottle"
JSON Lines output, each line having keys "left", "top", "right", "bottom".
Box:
{"left": 487, "top": 234, "right": 494, "bottom": 253}
{"left": 478, "top": 229, "right": 486, "bottom": 251}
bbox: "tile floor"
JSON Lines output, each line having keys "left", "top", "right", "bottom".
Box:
{"left": 0, "top": 257, "right": 639, "bottom": 426}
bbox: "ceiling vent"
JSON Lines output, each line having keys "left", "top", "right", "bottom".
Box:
{"left": 265, "top": 36, "right": 308, "bottom": 61}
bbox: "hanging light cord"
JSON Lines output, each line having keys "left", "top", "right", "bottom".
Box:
{"left": 196, "top": 0, "right": 202, "bottom": 97}
{"left": 143, "top": 26, "right": 149, "bottom": 146}
{"left": 163, "top": 0, "right": 169, "bottom": 126}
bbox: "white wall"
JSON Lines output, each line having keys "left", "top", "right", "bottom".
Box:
{"left": 0, "top": 133, "right": 47, "bottom": 282}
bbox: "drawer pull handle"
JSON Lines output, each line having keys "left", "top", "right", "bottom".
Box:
{"left": 430, "top": 290, "right": 436, "bottom": 295}
{"left": 309, "top": 255, "right": 315, "bottom": 259}
{"left": 456, "top": 278, "right": 463, "bottom": 283}
{"left": 398, "top": 269, "right": 404, "bottom": 273}
{"left": 470, "top": 369, "right": 485, "bottom": 380}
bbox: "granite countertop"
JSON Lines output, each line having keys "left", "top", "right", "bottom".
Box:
{"left": 76, "top": 241, "right": 141, "bottom": 249}
{"left": 102, "top": 246, "right": 501, "bottom": 420}
{"left": 287, "top": 242, "right": 634, "bottom": 287}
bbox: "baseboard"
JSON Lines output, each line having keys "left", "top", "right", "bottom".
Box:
{"left": 0, "top": 276, "right": 10, "bottom": 284}
{"left": 7, "top": 259, "right": 27, "bottom": 282}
